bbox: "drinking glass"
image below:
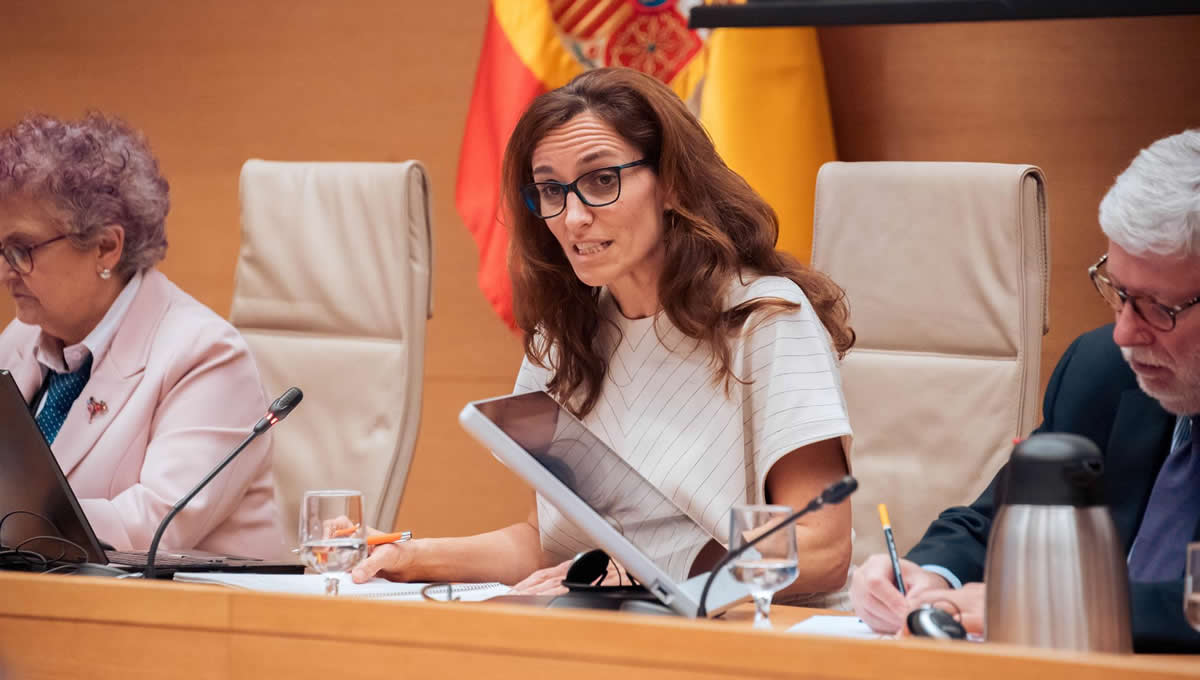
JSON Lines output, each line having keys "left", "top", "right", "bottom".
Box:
{"left": 298, "top": 490, "right": 367, "bottom": 596}
{"left": 1186, "top": 542, "right": 1200, "bottom": 632}
{"left": 729, "top": 504, "right": 798, "bottom": 629}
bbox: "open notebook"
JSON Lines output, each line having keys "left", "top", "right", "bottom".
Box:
{"left": 174, "top": 572, "right": 511, "bottom": 601}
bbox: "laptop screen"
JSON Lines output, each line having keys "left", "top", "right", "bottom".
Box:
{"left": 0, "top": 371, "right": 106, "bottom": 563}
{"left": 474, "top": 390, "right": 713, "bottom": 582}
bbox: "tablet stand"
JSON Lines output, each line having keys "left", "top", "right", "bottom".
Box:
{"left": 548, "top": 586, "right": 678, "bottom": 616}
{"left": 549, "top": 548, "right": 680, "bottom": 616}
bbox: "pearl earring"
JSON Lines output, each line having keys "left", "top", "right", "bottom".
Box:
{"left": 99, "top": 268, "right": 113, "bottom": 280}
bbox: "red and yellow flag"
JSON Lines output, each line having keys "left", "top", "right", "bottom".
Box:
{"left": 455, "top": 2, "right": 578, "bottom": 329}
{"left": 699, "top": 25, "right": 837, "bottom": 262}
{"left": 456, "top": 0, "right": 835, "bottom": 327}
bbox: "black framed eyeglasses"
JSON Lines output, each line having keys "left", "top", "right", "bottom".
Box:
{"left": 1088, "top": 253, "right": 1200, "bottom": 332}
{"left": 1, "top": 234, "right": 69, "bottom": 275}
{"left": 521, "top": 159, "right": 649, "bottom": 219}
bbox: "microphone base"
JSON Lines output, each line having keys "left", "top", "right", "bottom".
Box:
{"left": 547, "top": 587, "right": 678, "bottom": 616}
{"left": 70, "top": 563, "right": 133, "bottom": 578}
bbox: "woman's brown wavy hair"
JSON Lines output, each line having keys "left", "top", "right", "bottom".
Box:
{"left": 502, "top": 67, "right": 853, "bottom": 418}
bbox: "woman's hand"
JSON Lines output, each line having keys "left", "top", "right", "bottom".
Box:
{"left": 510, "top": 560, "right": 573, "bottom": 595}
{"left": 509, "top": 556, "right": 625, "bottom": 595}
{"left": 350, "top": 527, "right": 414, "bottom": 583}
{"left": 320, "top": 515, "right": 360, "bottom": 539}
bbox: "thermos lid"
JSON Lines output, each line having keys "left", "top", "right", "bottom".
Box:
{"left": 1001, "top": 433, "right": 1105, "bottom": 506}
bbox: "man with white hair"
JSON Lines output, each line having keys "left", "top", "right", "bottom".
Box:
{"left": 850, "top": 129, "right": 1200, "bottom": 652}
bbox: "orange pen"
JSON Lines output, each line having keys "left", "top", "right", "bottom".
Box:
{"left": 368, "top": 530, "right": 412, "bottom": 546}
{"left": 329, "top": 526, "right": 411, "bottom": 545}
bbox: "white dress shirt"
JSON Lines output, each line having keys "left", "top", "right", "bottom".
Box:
{"left": 33, "top": 270, "right": 144, "bottom": 415}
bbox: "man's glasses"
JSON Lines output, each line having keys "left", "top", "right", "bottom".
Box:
{"left": 521, "top": 159, "right": 648, "bottom": 219}
{"left": 1, "top": 234, "right": 68, "bottom": 275}
{"left": 1088, "top": 253, "right": 1200, "bottom": 332}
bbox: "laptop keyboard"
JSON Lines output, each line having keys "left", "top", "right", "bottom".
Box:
{"left": 106, "top": 550, "right": 233, "bottom": 567}
{"left": 103, "top": 550, "right": 305, "bottom": 577}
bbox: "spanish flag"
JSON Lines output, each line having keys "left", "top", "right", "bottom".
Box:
{"left": 455, "top": 2, "right": 580, "bottom": 329}
{"left": 699, "top": 26, "right": 838, "bottom": 263}
{"left": 457, "top": 0, "right": 834, "bottom": 327}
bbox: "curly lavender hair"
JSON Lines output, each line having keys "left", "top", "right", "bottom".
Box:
{"left": 0, "top": 112, "right": 169, "bottom": 276}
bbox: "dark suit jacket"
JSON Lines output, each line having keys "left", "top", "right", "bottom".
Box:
{"left": 905, "top": 324, "right": 1200, "bottom": 653}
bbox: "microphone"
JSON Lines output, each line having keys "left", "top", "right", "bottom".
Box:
{"left": 143, "top": 387, "right": 304, "bottom": 580}
{"left": 254, "top": 387, "right": 303, "bottom": 433}
{"left": 695, "top": 474, "right": 858, "bottom": 617}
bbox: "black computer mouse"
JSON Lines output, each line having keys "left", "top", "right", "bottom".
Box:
{"left": 563, "top": 548, "right": 611, "bottom": 589}
{"left": 906, "top": 605, "right": 968, "bottom": 640}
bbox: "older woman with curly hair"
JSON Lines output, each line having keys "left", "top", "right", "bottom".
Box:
{"left": 354, "top": 68, "right": 855, "bottom": 608}
{"left": 0, "top": 113, "right": 281, "bottom": 558}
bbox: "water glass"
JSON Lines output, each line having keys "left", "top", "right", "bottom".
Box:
{"left": 729, "top": 504, "right": 798, "bottom": 629}
{"left": 298, "top": 490, "right": 367, "bottom": 596}
{"left": 1186, "top": 542, "right": 1200, "bottom": 632}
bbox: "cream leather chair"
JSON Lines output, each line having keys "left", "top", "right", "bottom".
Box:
{"left": 231, "top": 160, "right": 433, "bottom": 548}
{"left": 810, "top": 162, "right": 1048, "bottom": 564}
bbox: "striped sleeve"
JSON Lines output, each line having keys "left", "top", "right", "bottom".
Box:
{"left": 513, "top": 335, "right": 553, "bottom": 394}
{"left": 737, "top": 278, "right": 853, "bottom": 502}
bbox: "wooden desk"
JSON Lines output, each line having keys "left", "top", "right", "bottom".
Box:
{"left": 0, "top": 571, "right": 1195, "bottom": 679}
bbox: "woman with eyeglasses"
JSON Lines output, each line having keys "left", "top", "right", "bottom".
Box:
{"left": 0, "top": 113, "right": 282, "bottom": 559}
{"left": 354, "top": 68, "right": 856, "bottom": 608}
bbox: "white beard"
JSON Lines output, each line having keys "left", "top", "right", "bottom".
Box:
{"left": 1121, "top": 346, "right": 1200, "bottom": 416}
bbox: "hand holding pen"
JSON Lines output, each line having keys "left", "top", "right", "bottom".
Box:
{"left": 850, "top": 506, "right": 959, "bottom": 633}
{"left": 366, "top": 530, "right": 412, "bottom": 546}
{"left": 878, "top": 504, "right": 906, "bottom": 595}
{"left": 330, "top": 524, "right": 413, "bottom": 546}
{"left": 298, "top": 526, "right": 412, "bottom": 563}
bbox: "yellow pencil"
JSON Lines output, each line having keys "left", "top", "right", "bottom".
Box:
{"left": 878, "top": 504, "right": 907, "bottom": 595}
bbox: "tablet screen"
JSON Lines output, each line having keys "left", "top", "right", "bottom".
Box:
{"left": 476, "top": 390, "right": 713, "bottom": 581}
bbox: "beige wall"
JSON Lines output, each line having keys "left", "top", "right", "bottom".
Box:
{"left": 1, "top": 6, "right": 1198, "bottom": 539}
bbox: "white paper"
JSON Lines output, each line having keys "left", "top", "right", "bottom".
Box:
{"left": 173, "top": 572, "right": 511, "bottom": 601}
{"left": 787, "top": 615, "right": 888, "bottom": 639}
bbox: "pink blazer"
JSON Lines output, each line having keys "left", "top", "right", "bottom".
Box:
{"left": 0, "top": 269, "right": 283, "bottom": 558}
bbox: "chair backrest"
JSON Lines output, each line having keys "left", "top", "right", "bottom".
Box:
{"left": 231, "top": 160, "right": 433, "bottom": 547}
{"left": 811, "top": 161, "right": 1048, "bottom": 564}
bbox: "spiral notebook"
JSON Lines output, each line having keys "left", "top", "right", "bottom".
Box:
{"left": 173, "top": 571, "right": 511, "bottom": 601}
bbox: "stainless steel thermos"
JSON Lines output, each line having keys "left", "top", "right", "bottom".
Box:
{"left": 984, "top": 433, "right": 1132, "bottom": 652}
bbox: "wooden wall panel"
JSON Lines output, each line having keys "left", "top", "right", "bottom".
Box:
{"left": 0, "top": 0, "right": 532, "bottom": 539}
{"left": 818, "top": 16, "right": 1200, "bottom": 397}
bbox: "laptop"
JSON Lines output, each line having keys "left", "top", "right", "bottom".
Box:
{"left": 459, "top": 390, "right": 750, "bottom": 618}
{"left": 0, "top": 369, "right": 302, "bottom": 577}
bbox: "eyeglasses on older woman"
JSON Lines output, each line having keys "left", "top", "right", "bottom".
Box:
{"left": 0, "top": 234, "right": 69, "bottom": 275}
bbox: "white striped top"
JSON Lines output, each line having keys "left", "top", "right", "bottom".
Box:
{"left": 514, "top": 275, "right": 853, "bottom": 585}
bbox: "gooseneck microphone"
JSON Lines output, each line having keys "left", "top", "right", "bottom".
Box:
{"left": 143, "top": 387, "right": 303, "bottom": 580}
{"left": 253, "top": 386, "right": 304, "bottom": 433}
{"left": 696, "top": 474, "right": 857, "bottom": 617}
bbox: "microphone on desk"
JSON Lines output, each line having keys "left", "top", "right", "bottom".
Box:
{"left": 696, "top": 475, "right": 858, "bottom": 618}
{"left": 143, "top": 387, "right": 303, "bottom": 580}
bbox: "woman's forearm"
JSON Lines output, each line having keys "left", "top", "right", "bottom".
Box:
{"left": 398, "top": 520, "right": 545, "bottom": 585}
{"left": 763, "top": 438, "right": 854, "bottom": 595}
